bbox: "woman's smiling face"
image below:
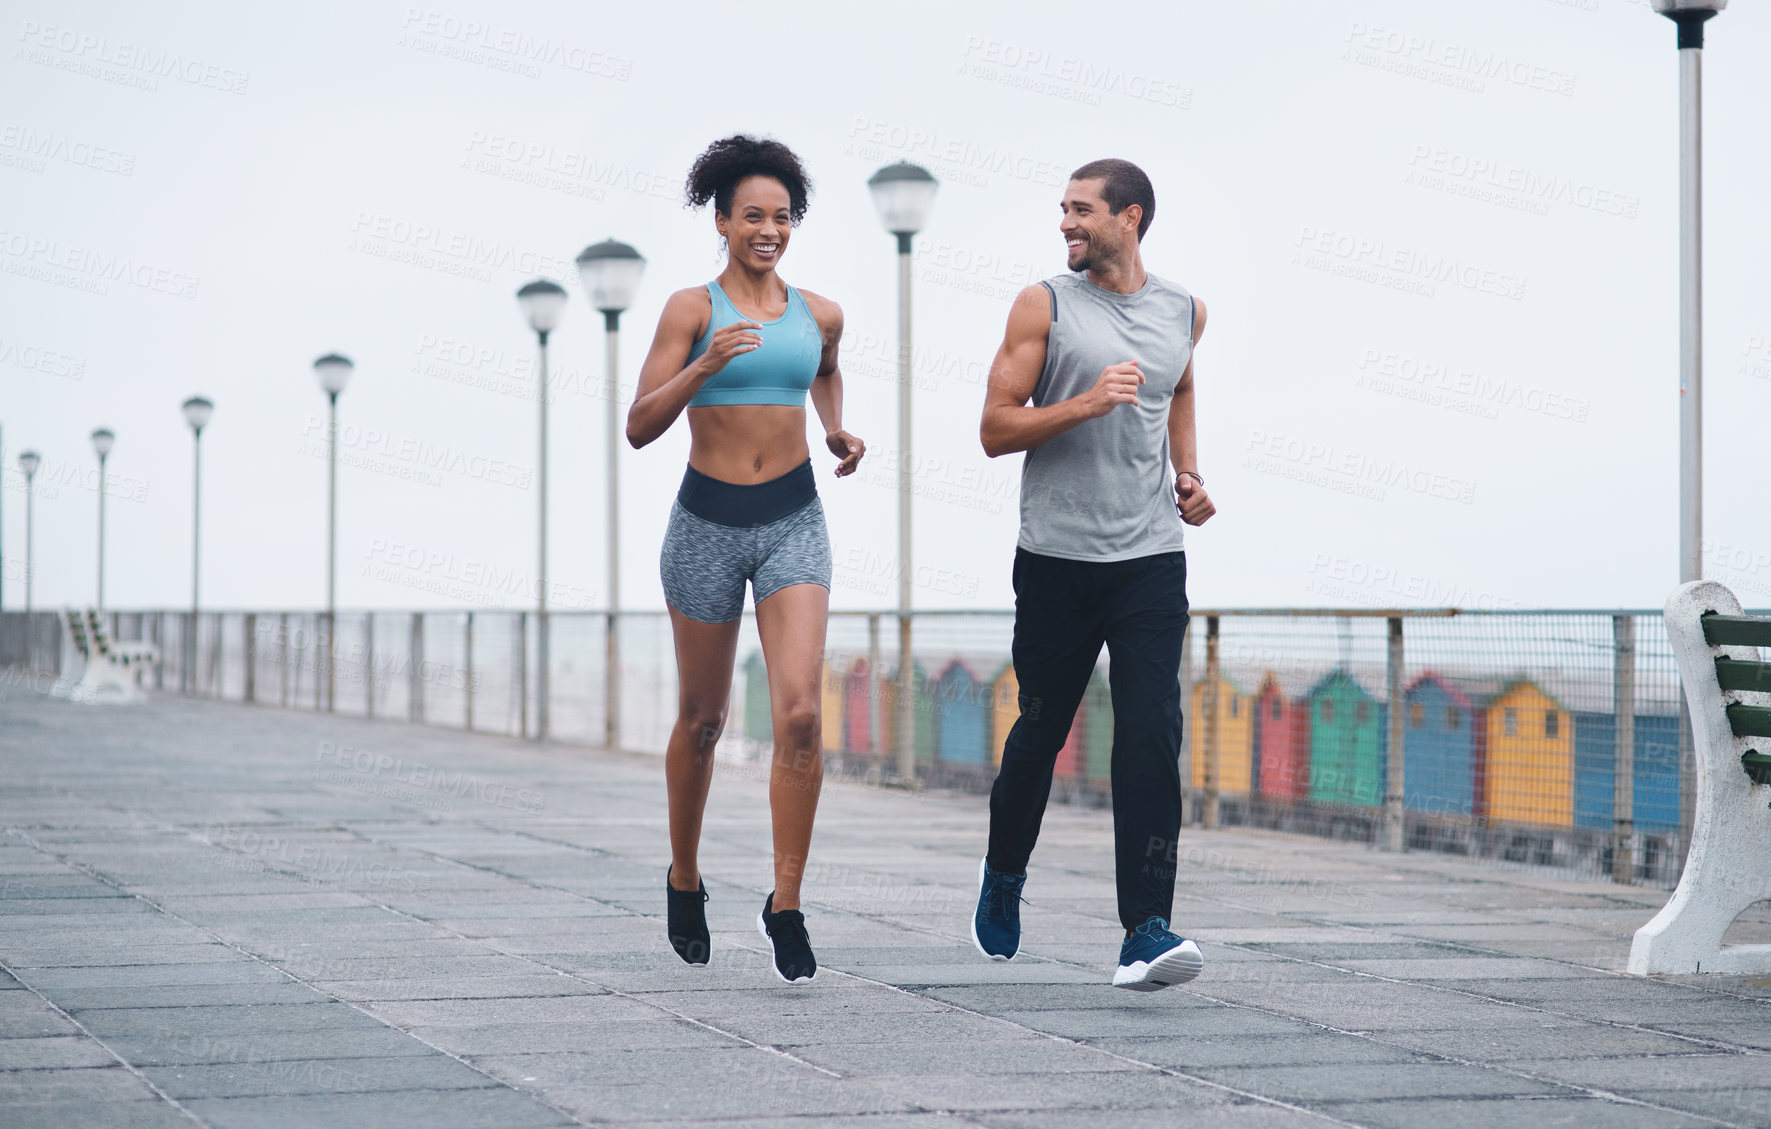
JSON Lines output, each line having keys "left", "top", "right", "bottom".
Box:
{"left": 717, "top": 175, "right": 792, "bottom": 271}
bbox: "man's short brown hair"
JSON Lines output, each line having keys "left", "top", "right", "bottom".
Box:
{"left": 1071, "top": 158, "right": 1154, "bottom": 241}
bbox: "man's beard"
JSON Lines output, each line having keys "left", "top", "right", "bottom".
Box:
{"left": 1070, "top": 237, "right": 1119, "bottom": 274}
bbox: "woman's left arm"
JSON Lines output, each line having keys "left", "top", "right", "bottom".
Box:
{"left": 803, "top": 291, "right": 864, "bottom": 477}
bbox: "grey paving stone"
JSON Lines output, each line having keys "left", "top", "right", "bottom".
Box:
{"left": 469, "top": 1045, "right": 823, "bottom": 1090}
{"left": 313, "top": 974, "right": 604, "bottom": 1002}
{"left": 993, "top": 1006, "right": 1319, "bottom": 1040}
{"left": 866, "top": 1068, "right": 1231, "bottom": 1112}
{"left": 0, "top": 1101, "right": 197, "bottom": 1129}
{"left": 1642, "top": 1022, "right": 1771, "bottom": 1051}
{"left": 0, "top": 997, "right": 81, "bottom": 1039}
{"left": 179, "top": 1088, "right": 579, "bottom": 1129}
{"left": 38, "top": 983, "right": 328, "bottom": 1010}
{"left": 0, "top": 1065, "right": 162, "bottom": 1103}
{"left": 16, "top": 962, "right": 290, "bottom": 989}
{"left": 4, "top": 944, "right": 250, "bottom": 968}
{"left": 1316, "top": 1096, "right": 1719, "bottom": 1129}
{"left": 1493, "top": 1052, "right": 1770, "bottom": 1092}
{"left": 1087, "top": 1033, "right": 1430, "bottom": 1069}
{"left": 1191, "top": 1062, "right": 1568, "bottom": 1102}
{"left": 101, "top": 1026, "right": 439, "bottom": 1067}
{"left": 539, "top": 1075, "right": 911, "bottom": 1122}
{"left": 702, "top": 1006, "right": 1023, "bottom": 1048}
{"left": 1378, "top": 1022, "right": 1715, "bottom": 1062}
{"left": 72, "top": 1003, "right": 390, "bottom": 1038}
{"left": 0, "top": 1035, "right": 117, "bottom": 1069}
{"left": 1634, "top": 1086, "right": 1771, "bottom": 1123}
{"left": 140, "top": 1053, "right": 497, "bottom": 1099}
{"left": 798, "top": 1035, "right": 1143, "bottom": 1076}
{"left": 360, "top": 993, "right": 660, "bottom": 1028}
{"left": 411, "top": 1018, "right": 736, "bottom": 1055}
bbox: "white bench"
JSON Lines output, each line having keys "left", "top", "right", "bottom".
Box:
{"left": 1629, "top": 581, "right": 1771, "bottom": 975}
{"left": 62, "top": 608, "right": 158, "bottom": 704}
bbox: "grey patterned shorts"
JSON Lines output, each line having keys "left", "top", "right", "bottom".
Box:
{"left": 660, "top": 497, "right": 832, "bottom": 624}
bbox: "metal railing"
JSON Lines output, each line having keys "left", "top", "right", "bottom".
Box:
{"left": 2, "top": 605, "right": 1728, "bottom": 887}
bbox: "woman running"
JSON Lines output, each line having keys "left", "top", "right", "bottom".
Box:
{"left": 628, "top": 135, "right": 863, "bottom": 983}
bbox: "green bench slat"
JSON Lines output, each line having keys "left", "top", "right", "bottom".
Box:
{"left": 1715, "top": 658, "right": 1771, "bottom": 693}
{"left": 1726, "top": 704, "right": 1771, "bottom": 738}
{"left": 1744, "top": 751, "right": 1771, "bottom": 787}
{"left": 1703, "top": 614, "right": 1771, "bottom": 648}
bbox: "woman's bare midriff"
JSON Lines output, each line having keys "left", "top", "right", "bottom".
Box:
{"left": 686, "top": 404, "right": 813, "bottom": 484}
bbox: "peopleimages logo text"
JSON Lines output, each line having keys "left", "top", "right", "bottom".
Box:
{"left": 15, "top": 21, "right": 250, "bottom": 93}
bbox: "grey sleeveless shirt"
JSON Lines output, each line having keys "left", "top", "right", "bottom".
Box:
{"left": 1017, "top": 271, "right": 1194, "bottom": 562}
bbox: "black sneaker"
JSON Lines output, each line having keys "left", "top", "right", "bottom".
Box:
{"left": 756, "top": 893, "right": 817, "bottom": 983}
{"left": 665, "top": 866, "right": 710, "bottom": 966}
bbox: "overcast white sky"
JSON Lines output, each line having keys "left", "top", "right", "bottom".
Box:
{"left": 4, "top": 0, "right": 1768, "bottom": 617}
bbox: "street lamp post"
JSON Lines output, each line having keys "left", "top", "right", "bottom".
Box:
{"left": 90, "top": 428, "right": 114, "bottom": 610}
{"left": 517, "top": 280, "right": 569, "bottom": 742}
{"left": 1652, "top": 0, "right": 1726, "bottom": 584}
{"left": 576, "top": 239, "right": 646, "bottom": 754}
{"left": 182, "top": 397, "right": 214, "bottom": 695}
{"left": 314, "top": 353, "right": 354, "bottom": 711}
{"left": 1652, "top": 0, "right": 1727, "bottom": 874}
{"left": 868, "top": 161, "right": 939, "bottom": 784}
{"left": 18, "top": 451, "right": 40, "bottom": 613}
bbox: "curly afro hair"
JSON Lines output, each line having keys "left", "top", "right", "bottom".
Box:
{"left": 684, "top": 134, "right": 812, "bottom": 225}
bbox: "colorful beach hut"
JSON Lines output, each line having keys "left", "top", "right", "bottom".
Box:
{"left": 820, "top": 658, "right": 847, "bottom": 753}
{"left": 742, "top": 651, "right": 771, "bottom": 747}
{"left": 1572, "top": 712, "right": 1682, "bottom": 834}
{"left": 987, "top": 661, "right": 1085, "bottom": 774}
{"left": 878, "top": 660, "right": 936, "bottom": 763}
{"left": 1403, "top": 673, "right": 1476, "bottom": 818}
{"left": 1306, "top": 672, "right": 1385, "bottom": 807}
{"left": 933, "top": 659, "right": 991, "bottom": 765}
{"left": 990, "top": 661, "right": 1017, "bottom": 766}
{"left": 1254, "top": 674, "right": 1310, "bottom": 799}
{"left": 843, "top": 658, "right": 873, "bottom": 755}
{"left": 1083, "top": 669, "right": 1113, "bottom": 786}
{"left": 1479, "top": 679, "right": 1573, "bottom": 828}
{"left": 1190, "top": 675, "right": 1255, "bottom": 794}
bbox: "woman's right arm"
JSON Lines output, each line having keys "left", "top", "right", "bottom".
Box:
{"left": 625, "top": 289, "right": 760, "bottom": 448}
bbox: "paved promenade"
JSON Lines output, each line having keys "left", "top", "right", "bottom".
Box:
{"left": 2, "top": 691, "right": 1770, "bottom": 1128}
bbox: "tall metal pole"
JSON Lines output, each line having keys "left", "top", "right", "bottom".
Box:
{"left": 1, "top": 424, "right": 5, "bottom": 614}
{"left": 1384, "top": 617, "right": 1406, "bottom": 852}
{"left": 326, "top": 390, "right": 338, "bottom": 712}
{"left": 1656, "top": 1, "right": 1721, "bottom": 872}
{"left": 537, "top": 328, "right": 550, "bottom": 742}
{"left": 22, "top": 472, "right": 33, "bottom": 613}
{"left": 96, "top": 451, "right": 107, "bottom": 610}
{"left": 604, "top": 311, "right": 622, "bottom": 753}
{"left": 895, "top": 232, "right": 915, "bottom": 784}
{"left": 192, "top": 430, "right": 202, "bottom": 617}
{"left": 1676, "top": 25, "right": 1705, "bottom": 584}
{"left": 188, "top": 431, "right": 201, "bottom": 696}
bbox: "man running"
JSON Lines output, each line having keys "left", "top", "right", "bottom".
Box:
{"left": 972, "top": 158, "right": 1215, "bottom": 991}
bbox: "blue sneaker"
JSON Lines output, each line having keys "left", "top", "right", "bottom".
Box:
{"left": 971, "top": 857, "right": 1026, "bottom": 961}
{"left": 1112, "top": 917, "right": 1203, "bottom": 991}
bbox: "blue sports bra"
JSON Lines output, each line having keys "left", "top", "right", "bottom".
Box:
{"left": 686, "top": 279, "right": 822, "bottom": 408}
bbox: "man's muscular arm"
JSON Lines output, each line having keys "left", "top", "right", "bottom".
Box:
{"left": 980, "top": 284, "right": 1145, "bottom": 459}
{"left": 1169, "top": 297, "right": 1215, "bottom": 526}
